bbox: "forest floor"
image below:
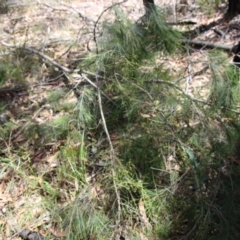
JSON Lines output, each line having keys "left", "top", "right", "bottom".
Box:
{"left": 0, "top": 0, "right": 239, "bottom": 239}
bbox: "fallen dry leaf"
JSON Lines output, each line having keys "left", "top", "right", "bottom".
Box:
{"left": 49, "top": 226, "right": 67, "bottom": 238}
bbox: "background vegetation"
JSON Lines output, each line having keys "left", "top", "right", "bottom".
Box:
{"left": 1, "top": 0, "right": 240, "bottom": 239}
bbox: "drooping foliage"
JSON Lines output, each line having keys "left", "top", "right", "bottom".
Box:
{"left": 1, "top": 3, "right": 240, "bottom": 239}
{"left": 53, "top": 6, "right": 240, "bottom": 239}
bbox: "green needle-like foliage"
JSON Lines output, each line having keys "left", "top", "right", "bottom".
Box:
{"left": 64, "top": 6, "right": 240, "bottom": 240}
{"left": 208, "top": 50, "right": 235, "bottom": 110}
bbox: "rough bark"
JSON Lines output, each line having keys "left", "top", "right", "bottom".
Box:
{"left": 227, "top": 0, "right": 240, "bottom": 16}
{"left": 143, "top": 0, "right": 155, "bottom": 12}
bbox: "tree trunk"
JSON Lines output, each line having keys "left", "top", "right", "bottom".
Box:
{"left": 143, "top": 0, "right": 155, "bottom": 13}
{"left": 227, "top": 0, "right": 240, "bottom": 16}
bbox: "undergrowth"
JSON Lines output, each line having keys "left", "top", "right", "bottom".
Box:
{"left": 1, "top": 4, "right": 240, "bottom": 240}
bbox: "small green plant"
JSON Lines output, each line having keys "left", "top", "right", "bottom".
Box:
{"left": 58, "top": 191, "right": 111, "bottom": 240}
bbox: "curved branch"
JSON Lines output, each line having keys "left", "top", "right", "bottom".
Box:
{"left": 0, "top": 41, "right": 75, "bottom": 73}
{"left": 147, "top": 79, "right": 240, "bottom": 114}
{"left": 0, "top": 41, "right": 115, "bottom": 104}
{"left": 93, "top": 0, "right": 127, "bottom": 54}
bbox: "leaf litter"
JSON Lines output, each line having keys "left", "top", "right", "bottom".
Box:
{"left": 0, "top": 0, "right": 239, "bottom": 239}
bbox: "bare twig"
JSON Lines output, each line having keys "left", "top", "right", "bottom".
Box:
{"left": 96, "top": 72, "right": 114, "bottom": 158}
{"left": 0, "top": 41, "right": 116, "bottom": 104}
{"left": 182, "top": 39, "right": 233, "bottom": 51}
{"left": 174, "top": 66, "right": 209, "bottom": 84}
{"left": 112, "top": 169, "right": 121, "bottom": 222}
{"left": 148, "top": 79, "right": 205, "bottom": 103}
{"left": 185, "top": 49, "right": 193, "bottom": 93}
{"left": 131, "top": 82, "right": 153, "bottom": 101}
{"left": 37, "top": 0, "right": 92, "bottom": 23}
{"left": 0, "top": 41, "right": 75, "bottom": 73}
{"left": 56, "top": 26, "right": 85, "bottom": 59}
{"left": 81, "top": 73, "right": 117, "bottom": 105}
{"left": 110, "top": 168, "right": 122, "bottom": 240}
{"left": 93, "top": 0, "right": 127, "bottom": 54}
{"left": 148, "top": 79, "right": 240, "bottom": 114}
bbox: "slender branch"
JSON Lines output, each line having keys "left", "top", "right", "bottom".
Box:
{"left": 182, "top": 39, "right": 233, "bottom": 52}
{"left": 81, "top": 73, "right": 117, "bottom": 105}
{"left": 37, "top": 0, "right": 92, "bottom": 23}
{"left": 1, "top": 41, "right": 75, "bottom": 73}
{"left": 112, "top": 169, "right": 121, "bottom": 223}
{"left": 131, "top": 82, "right": 153, "bottom": 101}
{"left": 0, "top": 41, "right": 116, "bottom": 104}
{"left": 174, "top": 66, "right": 209, "bottom": 84}
{"left": 148, "top": 79, "right": 201, "bottom": 101}
{"left": 93, "top": 0, "right": 127, "bottom": 54}
{"left": 148, "top": 79, "right": 240, "bottom": 114}
{"left": 96, "top": 74, "right": 115, "bottom": 159}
